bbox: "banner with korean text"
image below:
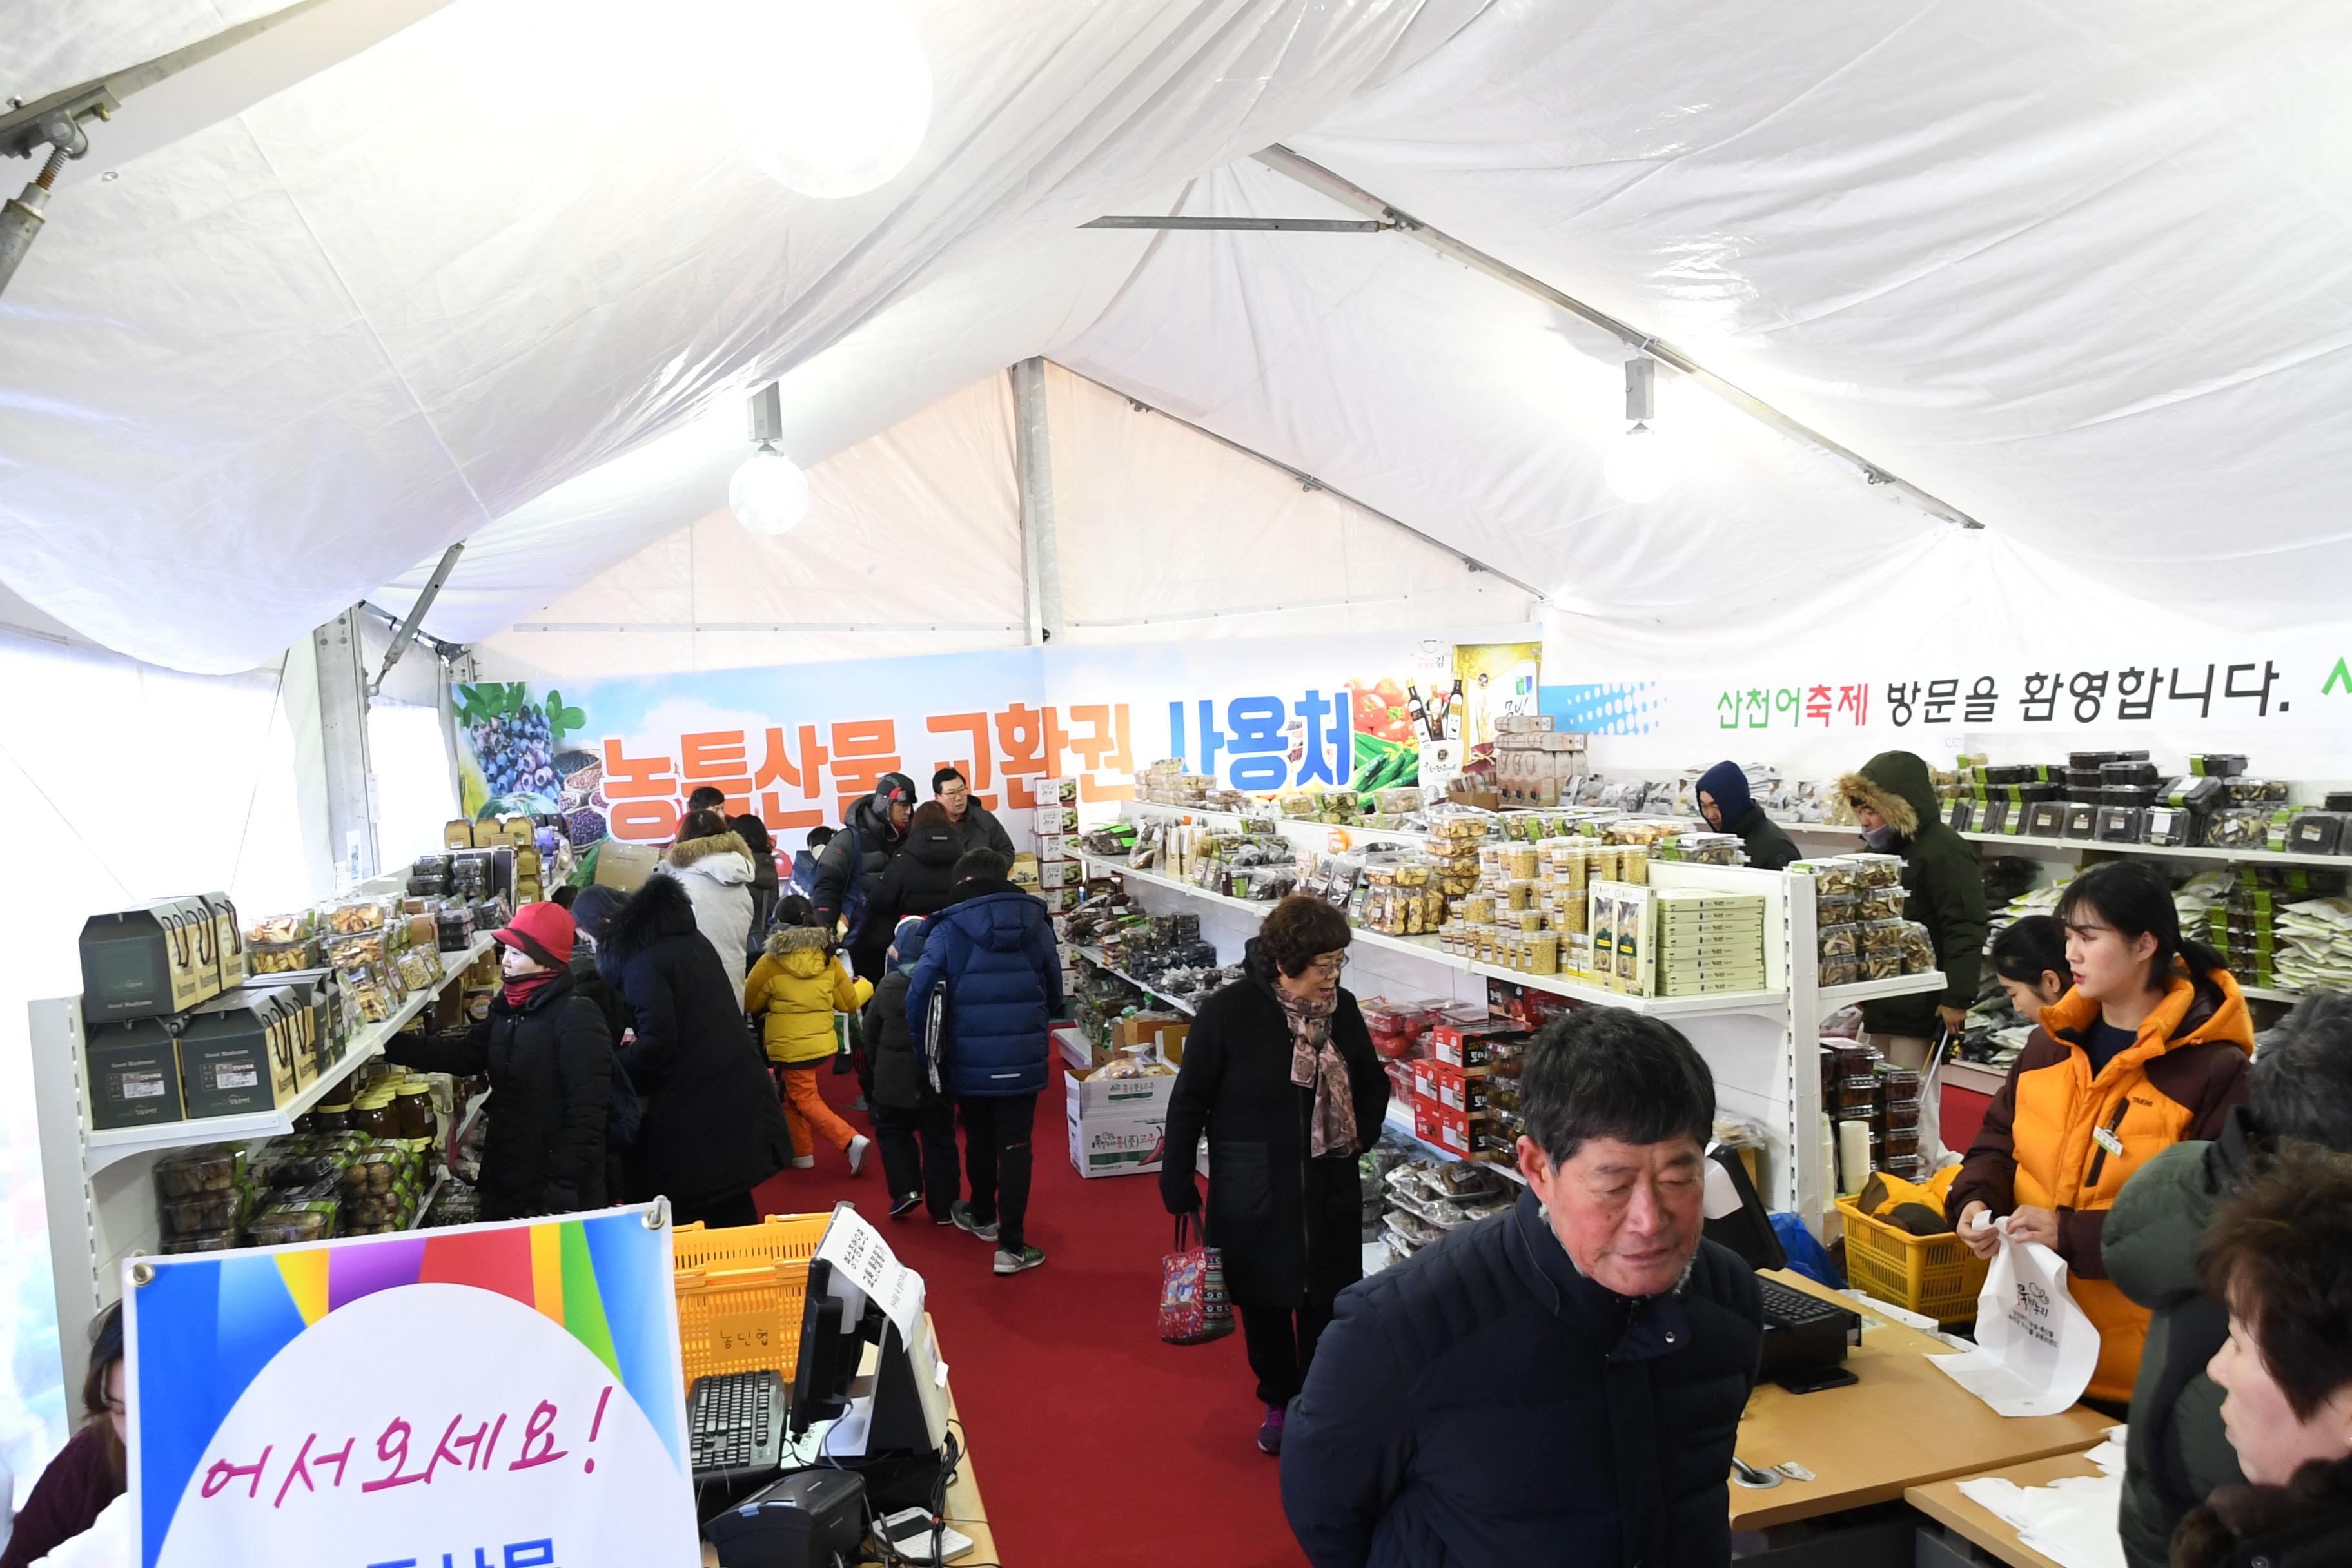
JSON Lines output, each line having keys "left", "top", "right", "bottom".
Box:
{"left": 124, "top": 1207, "right": 697, "bottom": 1568}
{"left": 451, "top": 630, "right": 1496, "bottom": 854}
{"left": 1542, "top": 628, "right": 2352, "bottom": 777}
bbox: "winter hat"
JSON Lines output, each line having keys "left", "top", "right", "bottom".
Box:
{"left": 1694, "top": 761, "right": 1753, "bottom": 827}
{"left": 875, "top": 772, "right": 918, "bottom": 811}
{"left": 887, "top": 916, "right": 929, "bottom": 969}
{"left": 495, "top": 901, "right": 576, "bottom": 968}
{"left": 570, "top": 883, "right": 628, "bottom": 946}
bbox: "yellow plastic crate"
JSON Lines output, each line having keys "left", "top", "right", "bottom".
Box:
{"left": 1836, "top": 1195, "right": 1990, "bottom": 1326}
{"left": 672, "top": 1212, "right": 829, "bottom": 1394}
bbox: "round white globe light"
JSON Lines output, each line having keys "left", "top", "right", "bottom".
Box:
{"left": 727, "top": 0, "right": 932, "bottom": 199}
{"left": 1603, "top": 422, "right": 1674, "bottom": 504}
{"left": 729, "top": 444, "right": 811, "bottom": 536}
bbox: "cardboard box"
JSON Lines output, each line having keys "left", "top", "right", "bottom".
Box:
{"left": 1037, "top": 859, "right": 1077, "bottom": 888}
{"left": 593, "top": 839, "right": 660, "bottom": 892}
{"left": 79, "top": 898, "right": 221, "bottom": 1023}
{"left": 1036, "top": 832, "right": 1069, "bottom": 863}
{"left": 1010, "top": 852, "right": 1039, "bottom": 888}
{"left": 179, "top": 988, "right": 304, "bottom": 1117}
{"left": 1037, "top": 777, "right": 1078, "bottom": 806}
{"left": 444, "top": 819, "right": 475, "bottom": 850}
{"left": 1034, "top": 805, "right": 1079, "bottom": 834}
{"left": 1065, "top": 1064, "right": 1177, "bottom": 1177}
{"left": 83, "top": 1017, "right": 185, "bottom": 1129}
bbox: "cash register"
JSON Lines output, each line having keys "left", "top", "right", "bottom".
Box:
{"left": 1702, "top": 1143, "right": 1861, "bottom": 1385}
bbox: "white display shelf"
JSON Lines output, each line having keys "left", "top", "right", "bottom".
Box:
{"left": 1068, "top": 943, "right": 1199, "bottom": 1017}
{"left": 1380, "top": 1102, "right": 1527, "bottom": 1186}
{"left": 1084, "top": 854, "right": 1787, "bottom": 1019}
{"left": 81, "top": 933, "right": 496, "bottom": 1176}
{"left": 1817, "top": 970, "right": 1949, "bottom": 1011}
{"left": 1785, "top": 819, "right": 2352, "bottom": 870}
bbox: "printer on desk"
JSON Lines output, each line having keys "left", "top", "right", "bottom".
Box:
{"left": 1702, "top": 1144, "right": 1863, "bottom": 1384}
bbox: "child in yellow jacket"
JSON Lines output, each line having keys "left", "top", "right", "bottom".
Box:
{"left": 744, "top": 915, "right": 874, "bottom": 1175}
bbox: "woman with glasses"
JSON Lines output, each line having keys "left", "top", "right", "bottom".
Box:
{"left": 1162, "top": 895, "right": 1391, "bottom": 1456}
{"left": 930, "top": 765, "right": 1015, "bottom": 861}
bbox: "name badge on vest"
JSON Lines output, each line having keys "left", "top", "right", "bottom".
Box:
{"left": 2093, "top": 1126, "right": 2126, "bottom": 1159}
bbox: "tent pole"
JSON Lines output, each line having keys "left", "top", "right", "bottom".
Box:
{"left": 311, "top": 607, "right": 380, "bottom": 884}
{"left": 1012, "top": 358, "right": 1063, "bottom": 644}
{"left": 1252, "top": 145, "right": 1983, "bottom": 531}
{"left": 1048, "top": 362, "right": 1549, "bottom": 605}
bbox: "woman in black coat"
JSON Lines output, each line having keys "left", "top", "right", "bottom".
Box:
{"left": 598, "top": 874, "right": 796, "bottom": 1228}
{"left": 1162, "top": 894, "right": 1389, "bottom": 1456}
{"left": 849, "top": 805, "right": 963, "bottom": 981}
{"left": 389, "top": 903, "right": 612, "bottom": 1219}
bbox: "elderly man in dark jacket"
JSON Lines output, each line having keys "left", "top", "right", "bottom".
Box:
{"left": 1281, "top": 1007, "right": 1762, "bottom": 1568}
{"left": 932, "top": 766, "right": 1017, "bottom": 861}
{"left": 598, "top": 874, "right": 796, "bottom": 1228}
{"left": 907, "top": 848, "right": 1063, "bottom": 1275}
{"left": 2104, "top": 995, "right": 2352, "bottom": 1568}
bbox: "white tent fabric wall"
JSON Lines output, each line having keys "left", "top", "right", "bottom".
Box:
{"left": 1043, "top": 363, "right": 1533, "bottom": 639}
{"left": 368, "top": 698, "right": 458, "bottom": 868}
{"left": 0, "top": 629, "right": 315, "bottom": 1503}
{"left": 473, "top": 371, "right": 1025, "bottom": 680}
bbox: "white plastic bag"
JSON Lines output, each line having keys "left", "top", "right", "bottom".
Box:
{"left": 1929, "top": 1218, "right": 2102, "bottom": 1416}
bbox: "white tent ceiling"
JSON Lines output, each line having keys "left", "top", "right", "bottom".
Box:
{"left": 4, "top": 0, "right": 2347, "bottom": 675}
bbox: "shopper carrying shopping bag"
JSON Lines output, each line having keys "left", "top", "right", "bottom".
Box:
{"left": 1162, "top": 894, "right": 1389, "bottom": 1456}
{"left": 744, "top": 905, "right": 873, "bottom": 1177}
{"left": 1946, "top": 859, "right": 2253, "bottom": 1410}
{"left": 906, "top": 848, "right": 1063, "bottom": 1276}
{"left": 863, "top": 917, "right": 962, "bottom": 1221}
{"left": 1157, "top": 1212, "right": 1235, "bottom": 1346}
{"left": 1838, "top": 749, "right": 1990, "bottom": 1164}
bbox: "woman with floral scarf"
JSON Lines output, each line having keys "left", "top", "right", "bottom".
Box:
{"left": 1163, "top": 896, "right": 1391, "bottom": 1457}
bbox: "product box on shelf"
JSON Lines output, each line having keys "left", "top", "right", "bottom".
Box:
{"left": 1037, "top": 858, "right": 1078, "bottom": 889}
{"left": 83, "top": 1016, "right": 186, "bottom": 1130}
{"left": 1010, "top": 852, "right": 1039, "bottom": 888}
{"left": 444, "top": 819, "right": 475, "bottom": 850}
{"left": 178, "top": 986, "right": 306, "bottom": 1117}
{"left": 79, "top": 897, "right": 222, "bottom": 1023}
{"left": 1036, "top": 832, "right": 1070, "bottom": 863}
{"left": 197, "top": 890, "right": 246, "bottom": 989}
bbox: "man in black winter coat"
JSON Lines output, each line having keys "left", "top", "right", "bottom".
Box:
{"left": 849, "top": 803, "right": 963, "bottom": 981}
{"left": 597, "top": 874, "right": 796, "bottom": 1228}
{"left": 812, "top": 772, "right": 917, "bottom": 977}
{"left": 1281, "top": 1007, "right": 1763, "bottom": 1568}
{"left": 390, "top": 902, "right": 612, "bottom": 1219}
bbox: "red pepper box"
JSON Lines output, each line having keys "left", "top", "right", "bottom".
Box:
{"left": 1428, "top": 1104, "right": 1474, "bottom": 1157}
{"left": 1409, "top": 1058, "right": 1445, "bottom": 1105}
{"left": 1414, "top": 1098, "right": 1444, "bottom": 1143}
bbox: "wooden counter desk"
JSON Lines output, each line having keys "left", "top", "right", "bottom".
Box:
{"left": 1729, "top": 1269, "right": 2112, "bottom": 1533}
{"left": 1906, "top": 1450, "right": 2113, "bottom": 1568}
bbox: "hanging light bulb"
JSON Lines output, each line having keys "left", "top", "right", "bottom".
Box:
{"left": 1603, "top": 353, "right": 1676, "bottom": 504}
{"left": 725, "top": 0, "right": 932, "bottom": 199}
{"left": 1604, "top": 423, "right": 1674, "bottom": 504}
{"left": 729, "top": 442, "right": 810, "bottom": 536}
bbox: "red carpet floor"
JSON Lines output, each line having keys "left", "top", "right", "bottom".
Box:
{"left": 751, "top": 1063, "right": 1311, "bottom": 1568}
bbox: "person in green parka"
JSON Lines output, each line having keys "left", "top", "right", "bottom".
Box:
{"left": 2104, "top": 995, "right": 2352, "bottom": 1568}
{"left": 1836, "top": 750, "right": 1988, "bottom": 1164}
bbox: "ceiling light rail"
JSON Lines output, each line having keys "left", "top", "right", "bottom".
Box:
{"left": 1250, "top": 144, "right": 1983, "bottom": 531}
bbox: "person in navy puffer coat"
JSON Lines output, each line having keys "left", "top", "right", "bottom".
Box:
{"left": 906, "top": 848, "right": 1063, "bottom": 1276}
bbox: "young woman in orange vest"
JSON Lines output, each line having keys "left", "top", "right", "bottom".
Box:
{"left": 1944, "top": 860, "right": 2254, "bottom": 1409}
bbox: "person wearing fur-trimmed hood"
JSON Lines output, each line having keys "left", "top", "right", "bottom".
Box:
{"left": 745, "top": 912, "right": 874, "bottom": 1177}
{"left": 656, "top": 808, "right": 758, "bottom": 1003}
{"left": 1837, "top": 750, "right": 1989, "bottom": 1164}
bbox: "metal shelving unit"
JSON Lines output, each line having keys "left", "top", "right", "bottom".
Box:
{"left": 32, "top": 932, "right": 494, "bottom": 1404}
{"left": 1067, "top": 943, "right": 1199, "bottom": 1017}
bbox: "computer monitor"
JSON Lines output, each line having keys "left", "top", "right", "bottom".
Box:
{"left": 788, "top": 1212, "right": 953, "bottom": 1462}
{"left": 1701, "top": 1140, "right": 1787, "bottom": 1273}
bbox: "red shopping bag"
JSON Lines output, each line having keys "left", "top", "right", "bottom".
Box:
{"left": 1157, "top": 1212, "right": 1235, "bottom": 1345}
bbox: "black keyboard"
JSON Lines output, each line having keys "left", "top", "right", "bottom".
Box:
{"left": 1759, "top": 1277, "right": 1849, "bottom": 1329}
{"left": 687, "top": 1370, "right": 786, "bottom": 1485}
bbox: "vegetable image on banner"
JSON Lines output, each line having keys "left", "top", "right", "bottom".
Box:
{"left": 124, "top": 1207, "right": 698, "bottom": 1568}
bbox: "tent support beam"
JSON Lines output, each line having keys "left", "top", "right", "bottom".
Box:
{"left": 505, "top": 621, "right": 1026, "bottom": 636}
{"left": 1252, "top": 144, "right": 1984, "bottom": 531}
{"left": 1081, "top": 215, "right": 1391, "bottom": 232}
{"left": 1012, "top": 357, "right": 1063, "bottom": 643}
{"left": 369, "top": 541, "right": 462, "bottom": 694}
{"left": 311, "top": 608, "right": 379, "bottom": 882}
{"left": 1050, "top": 362, "right": 1550, "bottom": 605}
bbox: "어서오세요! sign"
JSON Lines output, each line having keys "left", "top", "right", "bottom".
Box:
{"left": 124, "top": 1206, "right": 699, "bottom": 1568}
